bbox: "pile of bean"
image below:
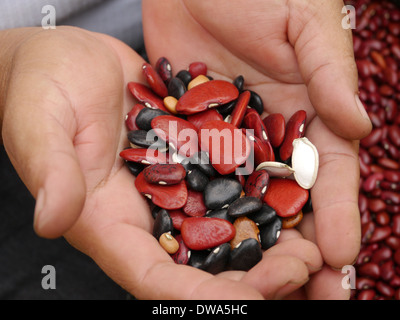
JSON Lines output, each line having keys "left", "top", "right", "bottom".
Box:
{"left": 348, "top": 0, "right": 400, "bottom": 300}
{"left": 121, "top": 58, "right": 317, "bottom": 274}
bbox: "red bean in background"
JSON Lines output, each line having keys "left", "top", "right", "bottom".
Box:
{"left": 348, "top": 0, "right": 400, "bottom": 300}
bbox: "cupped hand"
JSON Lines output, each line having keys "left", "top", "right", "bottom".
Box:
{"left": 1, "top": 26, "right": 323, "bottom": 299}
{"left": 143, "top": 0, "right": 373, "bottom": 299}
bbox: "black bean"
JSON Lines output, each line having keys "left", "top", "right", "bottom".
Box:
{"left": 247, "top": 204, "right": 277, "bottom": 226}
{"left": 248, "top": 90, "right": 264, "bottom": 115}
{"left": 204, "top": 178, "right": 242, "bottom": 210}
{"left": 233, "top": 75, "right": 244, "bottom": 92}
{"left": 175, "top": 70, "right": 192, "bottom": 87}
{"left": 190, "top": 151, "right": 218, "bottom": 177}
{"left": 188, "top": 250, "right": 209, "bottom": 269}
{"left": 186, "top": 168, "right": 209, "bottom": 192}
{"left": 153, "top": 209, "right": 173, "bottom": 240}
{"left": 217, "top": 100, "right": 237, "bottom": 117}
{"left": 168, "top": 77, "right": 187, "bottom": 99}
{"left": 229, "top": 238, "right": 262, "bottom": 271}
{"left": 227, "top": 196, "right": 263, "bottom": 217}
{"left": 127, "top": 130, "right": 167, "bottom": 149}
{"left": 202, "top": 243, "right": 231, "bottom": 274}
{"left": 206, "top": 208, "right": 235, "bottom": 223}
{"left": 125, "top": 161, "right": 145, "bottom": 176}
{"left": 259, "top": 216, "right": 282, "bottom": 250}
{"left": 302, "top": 194, "right": 313, "bottom": 213}
{"left": 136, "top": 108, "right": 169, "bottom": 131}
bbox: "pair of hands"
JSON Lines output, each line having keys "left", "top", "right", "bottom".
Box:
{"left": 0, "top": 0, "right": 371, "bottom": 299}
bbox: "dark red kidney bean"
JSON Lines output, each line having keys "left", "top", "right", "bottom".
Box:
{"left": 182, "top": 190, "right": 207, "bottom": 217}
{"left": 367, "top": 111, "right": 383, "bottom": 127}
{"left": 380, "top": 181, "right": 400, "bottom": 191}
{"left": 369, "top": 226, "right": 392, "bottom": 243}
{"left": 263, "top": 113, "right": 286, "bottom": 148}
{"left": 358, "top": 262, "right": 381, "bottom": 279}
{"left": 187, "top": 108, "right": 223, "bottom": 131}
{"left": 381, "top": 190, "right": 400, "bottom": 204}
{"left": 378, "top": 157, "right": 400, "bottom": 170}
{"left": 127, "top": 82, "right": 168, "bottom": 111}
{"left": 169, "top": 209, "right": 189, "bottom": 231}
{"left": 188, "top": 62, "right": 207, "bottom": 79}
{"left": 380, "top": 260, "right": 395, "bottom": 282}
{"left": 176, "top": 80, "right": 239, "bottom": 115}
{"left": 119, "top": 148, "right": 168, "bottom": 165}
{"left": 126, "top": 104, "right": 146, "bottom": 131}
{"left": 376, "top": 281, "right": 395, "bottom": 298}
{"left": 279, "top": 110, "right": 307, "bottom": 161}
{"left": 151, "top": 115, "right": 199, "bottom": 158}
{"left": 387, "top": 205, "right": 400, "bottom": 214}
{"left": 379, "top": 84, "right": 395, "bottom": 96}
{"left": 384, "top": 67, "right": 399, "bottom": 87}
{"left": 370, "top": 51, "right": 387, "bottom": 69}
{"left": 135, "top": 172, "right": 188, "bottom": 210}
{"left": 171, "top": 234, "right": 190, "bottom": 265}
{"left": 251, "top": 133, "right": 275, "bottom": 165}
{"left": 392, "top": 214, "right": 400, "bottom": 236}
{"left": 368, "top": 145, "right": 385, "bottom": 158}
{"left": 390, "top": 275, "right": 400, "bottom": 288}
{"left": 362, "top": 172, "right": 384, "bottom": 192}
{"left": 384, "top": 170, "right": 400, "bottom": 182}
{"left": 362, "top": 221, "right": 375, "bottom": 244}
{"left": 245, "top": 170, "right": 270, "bottom": 200}
{"left": 359, "top": 193, "right": 368, "bottom": 213}
{"left": 367, "top": 198, "right": 386, "bottom": 212}
{"left": 359, "top": 148, "right": 372, "bottom": 164}
{"left": 243, "top": 108, "right": 270, "bottom": 146}
{"left": 394, "top": 249, "right": 400, "bottom": 266}
{"left": 230, "top": 91, "right": 251, "bottom": 128}
{"left": 359, "top": 157, "right": 371, "bottom": 178}
{"left": 356, "top": 277, "right": 376, "bottom": 290}
{"left": 388, "top": 125, "right": 400, "bottom": 147}
{"left": 385, "top": 99, "right": 398, "bottom": 123}
{"left": 391, "top": 43, "right": 400, "bottom": 60}
{"left": 360, "top": 127, "right": 383, "bottom": 148}
{"left": 355, "top": 248, "right": 373, "bottom": 266}
{"left": 360, "top": 209, "right": 372, "bottom": 225}
{"left": 370, "top": 188, "right": 382, "bottom": 197}
{"left": 371, "top": 246, "right": 392, "bottom": 263}
{"left": 386, "top": 236, "right": 400, "bottom": 250}
{"left": 155, "top": 57, "right": 173, "bottom": 85}
{"left": 357, "top": 289, "right": 376, "bottom": 300}
{"left": 375, "top": 211, "right": 390, "bottom": 226}
{"left": 142, "top": 62, "right": 169, "bottom": 98}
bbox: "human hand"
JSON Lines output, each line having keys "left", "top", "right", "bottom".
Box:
{"left": 142, "top": 0, "right": 373, "bottom": 299}
{"left": 0, "top": 26, "right": 324, "bottom": 299}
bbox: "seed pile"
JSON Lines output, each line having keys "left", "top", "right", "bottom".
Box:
{"left": 348, "top": 0, "right": 400, "bottom": 300}
{"left": 121, "top": 58, "right": 318, "bottom": 273}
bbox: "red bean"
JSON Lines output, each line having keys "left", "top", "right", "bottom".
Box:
{"left": 371, "top": 245, "right": 392, "bottom": 263}
{"left": 357, "top": 289, "right": 376, "bottom": 300}
{"left": 380, "top": 260, "right": 395, "bottom": 282}
{"left": 358, "top": 262, "right": 381, "bottom": 279}
{"left": 376, "top": 281, "right": 395, "bottom": 298}
{"left": 393, "top": 215, "right": 400, "bottom": 236}
{"left": 369, "top": 226, "right": 392, "bottom": 243}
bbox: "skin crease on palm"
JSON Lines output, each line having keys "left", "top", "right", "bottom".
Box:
{"left": 0, "top": 0, "right": 371, "bottom": 300}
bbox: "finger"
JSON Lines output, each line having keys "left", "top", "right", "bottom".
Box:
{"left": 266, "top": 238, "right": 323, "bottom": 274}
{"left": 242, "top": 255, "right": 309, "bottom": 300}
{"left": 289, "top": 0, "right": 372, "bottom": 140}
{"left": 305, "top": 264, "right": 351, "bottom": 300}
{"left": 307, "top": 117, "right": 361, "bottom": 268}
{"left": 3, "top": 72, "right": 85, "bottom": 239}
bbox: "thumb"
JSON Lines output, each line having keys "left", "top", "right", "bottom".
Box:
{"left": 290, "top": 0, "right": 372, "bottom": 140}
{"left": 2, "top": 74, "right": 86, "bottom": 239}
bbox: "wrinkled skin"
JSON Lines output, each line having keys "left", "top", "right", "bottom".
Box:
{"left": 0, "top": 0, "right": 371, "bottom": 299}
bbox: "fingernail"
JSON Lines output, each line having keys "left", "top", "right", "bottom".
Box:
{"left": 355, "top": 94, "right": 370, "bottom": 121}
{"left": 34, "top": 188, "right": 47, "bottom": 232}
